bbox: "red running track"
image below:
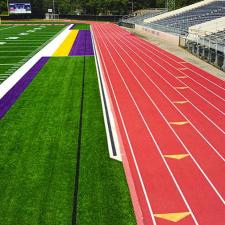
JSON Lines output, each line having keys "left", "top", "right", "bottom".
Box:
{"left": 92, "top": 23, "right": 225, "bottom": 225}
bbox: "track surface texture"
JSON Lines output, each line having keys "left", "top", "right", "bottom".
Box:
{"left": 92, "top": 23, "right": 225, "bottom": 225}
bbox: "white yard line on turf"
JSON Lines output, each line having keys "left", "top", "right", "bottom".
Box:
{"left": 0, "top": 24, "right": 74, "bottom": 99}
{"left": 0, "top": 26, "right": 15, "bottom": 31}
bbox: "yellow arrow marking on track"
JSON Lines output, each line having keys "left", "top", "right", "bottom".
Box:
{"left": 173, "top": 101, "right": 188, "bottom": 105}
{"left": 154, "top": 212, "right": 191, "bottom": 222}
{"left": 179, "top": 68, "right": 188, "bottom": 71}
{"left": 164, "top": 154, "right": 189, "bottom": 160}
{"left": 170, "top": 121, "right": 189, "bottom": 125}
{"left": 176, "top": 76, "right": 188, "bottom": 79}
{"left": 175, "top": 86, "right": 188, "bottom": 90}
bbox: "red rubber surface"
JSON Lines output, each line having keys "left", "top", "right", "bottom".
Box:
{"left": 92, "top": 23, "right": 225, "bottom": 225}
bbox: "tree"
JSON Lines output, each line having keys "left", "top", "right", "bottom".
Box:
{"left": 7, "top": 0, "right": 202, "bottom": 17}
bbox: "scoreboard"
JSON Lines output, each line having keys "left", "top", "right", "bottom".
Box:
{"left": 9, "top": 3, "right": 32, "bottom": 14}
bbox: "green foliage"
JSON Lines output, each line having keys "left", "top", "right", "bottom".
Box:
{"left": 0, "top": 0, "right": 8, "bottom": 15}
{"left": 175, "top": 0, "right": 201, "bottom": 9}
{"left": 8, "top": 0, "right": 202, "bottom": 16}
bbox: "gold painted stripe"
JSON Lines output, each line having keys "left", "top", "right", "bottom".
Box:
{"left": 176, "top": 76, "right": 188, "bottom": 79}
{"left": 53, "top": 30, "right": 79, "bottom": 56}
{"left": 164, "top": 154, "right": 189, "bottom": 160}
{"left": 175, "top": 86, "right": 188, "bottom": 90}
{"left": 173, "top": 101, "right": 188, "bottom": 105}
{"left": 170, "top": 121, "right": 189, "bottom": 125}
{"left": 154, "top": 212, "right": 191, "bottom": 222}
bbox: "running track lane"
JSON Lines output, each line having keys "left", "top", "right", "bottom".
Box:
{"left": 92, "top": 23, "right": 225, "bottom": 225}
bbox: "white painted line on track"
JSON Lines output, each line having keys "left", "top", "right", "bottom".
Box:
{"left": 96, "top": 25, "right": 200, "bottom": 225}
{"left": 102, "top": 25, "right": 225, "bottom": 204}
{"left": 110, "top": 26, "right": 225, "bottom": 134}
{"left": 130, "top": 28, "right": 225, "bottom": 87}
{"left": 94, "top": 26, "right": 158, "bottom": 225}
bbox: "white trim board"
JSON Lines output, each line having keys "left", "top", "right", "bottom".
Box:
{"left": 90, "top": 26, "right": 122, "bottom": 162}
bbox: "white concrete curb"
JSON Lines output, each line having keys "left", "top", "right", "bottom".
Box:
{"left": 90, "top": 26, "right": 122, "bottom": 162}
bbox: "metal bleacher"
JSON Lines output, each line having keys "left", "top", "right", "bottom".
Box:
{"left": 144, "top": 0, "right": 225, "bottom": 35}
{"left": 121, "top": 9, "right": 167, "bottom": 26}
{"left": 181, "top": 16, "right": 225, "bottom": 70}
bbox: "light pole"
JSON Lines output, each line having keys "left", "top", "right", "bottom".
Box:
{"left": 53, "top": 0, "right": 55, "bottom": 20}
{"left": 128, "top": 1, "right": 134, "bottom": 15}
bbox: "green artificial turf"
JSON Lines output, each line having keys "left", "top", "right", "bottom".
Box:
{"left": 0, "top": 25, "right": 64, "bottom": 82}
{"left": 74, "top": 24, "right": 90, "bottom": 30}
{"left": 76, "top": 57, "right": 135, "bottom": 225}
{"left": 1, "top": 21, "right": 68, "bottom": 24}
{"left": 0, "top": 56, "right": 135, "bottom": 225}
{"left": 0, "top": 57, "right": 83, "bottom": 225}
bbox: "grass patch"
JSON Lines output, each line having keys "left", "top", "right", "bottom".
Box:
{"left": 0, "top": 25, "right": 64, "bottom": 83}
{"left": 0, "top": 56, "right": 135, "bottom": 225}
{"left": 75, "top": 24, "right": 90, "bottom": 30}
{"left": 1, "top": 21, "right": 68, "bottom": 24}
{"left": 76, "top": 57, "right": 135, "bottom": 225}
{"left": 0, "top": 57, "right": 83, "bottom": 225}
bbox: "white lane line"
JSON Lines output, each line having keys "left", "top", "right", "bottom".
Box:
{"left": 108, "top": 25, "right": 225, "bottom": 158}
{"left": 110, "top": 27, "right": 225, "bottom": 134}
{"left": 121, "top": 26, "right": 225, "bottom": 88}
{"left": 124, "top": 27, "right": 225, "bottom": 90}
{"left": 95, "top": 25, "right": 199, "bottom": 224}
{"left": 102, "top": 25, "right": 225, "bottom": 204}
{"left": 111, "top": 27, "right": 225, "bottom": 116}
{"left": 93, "top": 25, "right": 157, "bottom": 225}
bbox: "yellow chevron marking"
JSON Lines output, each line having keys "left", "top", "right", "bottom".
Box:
{"left": 164, "top": 154, "right": 189, "bottom": 160}
{"left": 154, "top": 212, "right": 191, "bottom": 222}
{"left": 173, "top": 101, "right": 188, "bottom": 105}
{"left": 175, "top": 86, "right": 188, "bottom": 90}
{"left": 53, "top": 30, "right": 79, "bottom": 56}
{"left": 179, "top": 68, "right": 188, "bottom": 71}
{"left": 170, "top": 121, "right": 189, "bottom": 125}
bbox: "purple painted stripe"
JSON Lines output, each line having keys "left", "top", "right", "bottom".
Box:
{"left": 69, "top": 30, "right": 94, "bottom": 56}
{"left": 70, "top": 24, "right": 77, "bottom": 30}
{"left": 0, "top": 57, "right": 49, "bottom": 119}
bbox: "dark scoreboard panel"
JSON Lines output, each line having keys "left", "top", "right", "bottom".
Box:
{"left": 9, "top": 2, "right": 31, "bottom": 14}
